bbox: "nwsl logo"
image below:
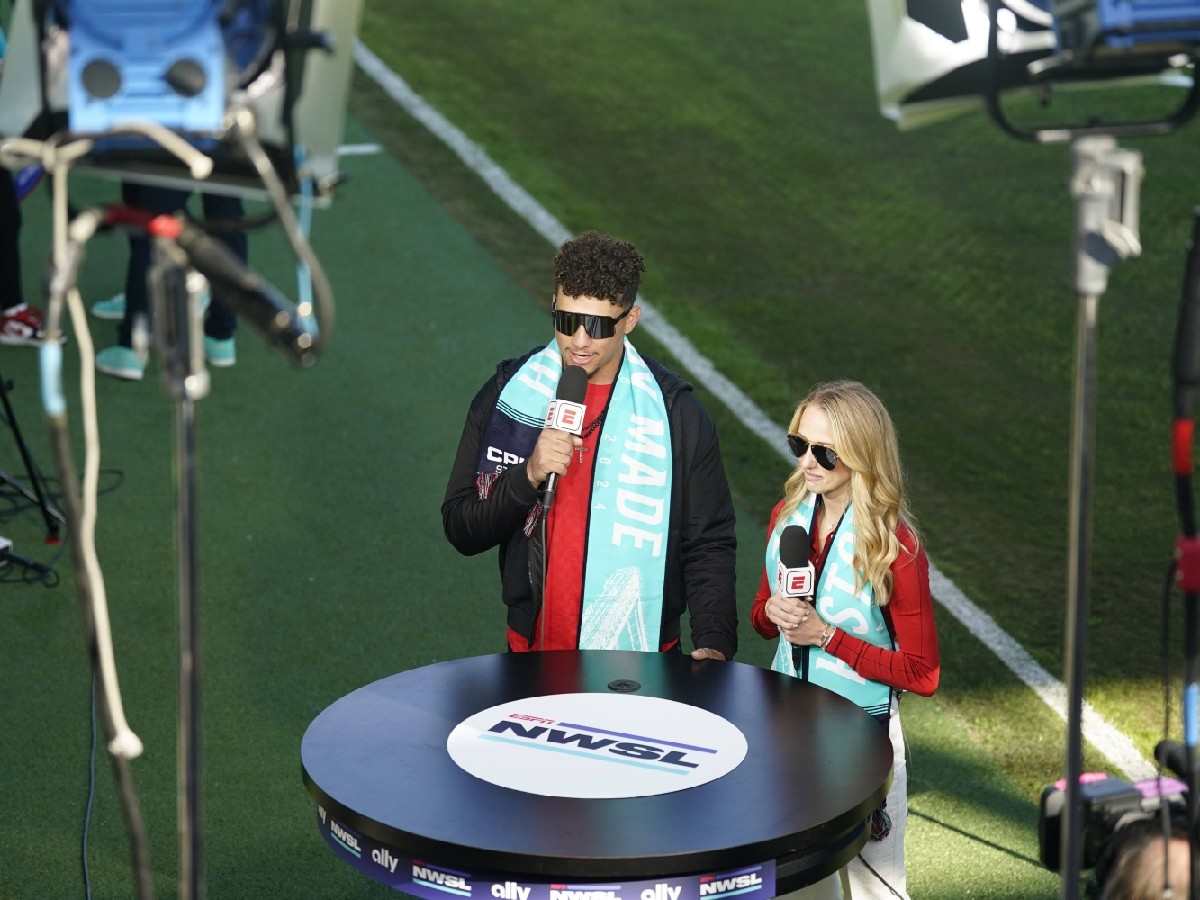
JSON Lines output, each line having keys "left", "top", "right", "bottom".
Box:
{"left": 484, "top": 714, "right": 713, "bottom": 770}
{"left": 412, "top": 861, "right": 471, "bottom": 896}
{"left": 699, "top": 870, "right": 765, "bottom": 898}
{"left": 544, "top": 399, "right": 585, "bottom": 435}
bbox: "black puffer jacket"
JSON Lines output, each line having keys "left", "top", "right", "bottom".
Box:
{"left": 442, "top": 347, "right": 738, "bottom": 659}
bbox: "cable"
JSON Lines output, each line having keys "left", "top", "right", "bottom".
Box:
{"left": 45, "top": 309, "right": 158, "bottom": 900}
{"left": 29, "top": 141, "right": 156, "bottom": 899}
{"left": 231, "top": 107, "right": 334, "bottom": 352}
{"left": 1164, "top": 560, "right": 1177, "bottom": 765}
{"left": 0, "top": 542, "right": 62, "bottom": 587}
{"left": 855, "top": 852, "right": 905, "bottom": 899}
{"left": 0, "top": 468, "right": 121, "bottom": 585}
{"left": 539, "top": 508, "right": 549, "bottom": 651}
{"left": 82, "top": 669, "right": 97, "bottom": 900}
{"left": 1160, "top": 559, "right": 1179, "bottom": 899}
{"left": 57, "top": 214, "right": 144, "bottom": 759}
{"left": 0, "top": 469, "right": 126, "bottom": 510}
{"left": 294, "top": 146, "right": 314, "bottom": 316}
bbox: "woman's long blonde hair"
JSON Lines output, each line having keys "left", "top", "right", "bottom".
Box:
{"left": 778, "top": 380, "right": 917, "bottom": 606}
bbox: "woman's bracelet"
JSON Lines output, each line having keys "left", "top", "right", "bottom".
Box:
{"left": 818, "top": 624, "right": 836, "bottom": 650}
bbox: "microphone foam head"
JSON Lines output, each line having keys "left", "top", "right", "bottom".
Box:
{"left": 557, "top": 365, "right": 588, "bottom": 403}
{"left": 780, "top": 524, "right": 810, "bottom": 568}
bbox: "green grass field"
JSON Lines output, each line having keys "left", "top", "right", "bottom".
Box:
{"left": 2, "top": 2, "right": 1194, "bottom": 897}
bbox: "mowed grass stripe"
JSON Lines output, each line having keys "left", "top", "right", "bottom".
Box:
{"left": 353, "top": 38, "right": 1154, "bottom": 782}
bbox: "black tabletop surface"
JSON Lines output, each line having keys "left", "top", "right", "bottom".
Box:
{"left": 301, "top": 651, "right": 891, "bottom": 879}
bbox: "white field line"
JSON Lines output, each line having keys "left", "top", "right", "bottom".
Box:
{"left": 338, "top": 143, "right": 382, "bottom": 157}
{"left": 354, "top": 40, "right": 1156, "bottom": 780}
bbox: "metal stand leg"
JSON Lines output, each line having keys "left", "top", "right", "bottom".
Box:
{"left": 1061, "top": 290, "right": 1098, "bottom": 900}
{"left": 149, "top": 243, "right": 210, "bottom": 900}
{"left": 1059, "top": 136, "right": 1143, "bottom": 900}
{"left": 176, "top": 389, "right": 203, "bottom": 900}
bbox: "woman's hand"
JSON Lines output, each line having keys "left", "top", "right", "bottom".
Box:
{"left": 766, "top": 593, "right": 828, "bottom": 646}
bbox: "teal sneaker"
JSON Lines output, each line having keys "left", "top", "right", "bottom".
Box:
{"left": 204, "top": 336, "right": 236, "bottom": 368}
{"left": 91, "top": 293, "right": 125, "bottom": 320}
{"left": 92, "top": 290, "right": 210, "bottom": 321}
{"left": 95, "top": 345, "right": 145, "bottom": 381}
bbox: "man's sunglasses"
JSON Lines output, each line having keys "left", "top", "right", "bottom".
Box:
{"left": 787, "top": 435, "right": 840, "bottom": 471}
{"left": 552, "top": 306, "right": 632, "bottom": 339}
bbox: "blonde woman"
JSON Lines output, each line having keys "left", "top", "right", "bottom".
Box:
{"left": 751, "top": 381, "right": 940, "bottom": 900}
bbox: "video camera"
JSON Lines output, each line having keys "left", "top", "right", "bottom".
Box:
{"left": 1039, "top": 772, "right": 1188, "bottom": 874}
{"left": 0, "top": 0, "right": 362, "bottom": 199}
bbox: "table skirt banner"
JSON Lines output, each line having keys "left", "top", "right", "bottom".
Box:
{"left": 314, "top": 805, "right": 776, "bottom": 900}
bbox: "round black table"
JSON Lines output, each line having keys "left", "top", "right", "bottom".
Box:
{"left": 301, "top": 651, "right": 891, "bottom": 895}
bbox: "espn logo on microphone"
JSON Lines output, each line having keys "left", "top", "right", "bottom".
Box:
{"left": 777, "top": 561, "right": 814, "bottom": 598}
{"left": 545, "top": 399, "right": 586, "bottom": 435}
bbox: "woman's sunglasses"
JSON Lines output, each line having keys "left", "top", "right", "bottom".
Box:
{"left": 787, "top": 435, "right": 839, "bottom": 471}
{"left": 552, "top": 305, "right": 632, "bottom": 339}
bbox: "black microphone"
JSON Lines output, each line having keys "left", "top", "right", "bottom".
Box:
{"left": 174, "top": 220, "right": 317, "bottom": 367}
{"left": 542, "top": 365, "right": 587, "bottom": 513}
{"left": 779, "top": 525, "right": 816, "bottom": 676}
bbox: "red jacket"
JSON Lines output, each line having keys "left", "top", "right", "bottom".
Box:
{"left": 750, "top": 499, "right": 940, "bottom": 696}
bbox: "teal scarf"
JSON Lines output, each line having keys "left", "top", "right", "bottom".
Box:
{"left": 490, "top": 340, "right": 673, "bottom": 651}
{"left": 767, "top": 494, "right": 893, "bottom": 718}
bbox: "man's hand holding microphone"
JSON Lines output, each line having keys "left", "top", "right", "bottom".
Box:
{"left": 526, "top": 430, "right": 583, "bottom": 491}
{"left": 528, "top": 366, "right": 588, "bottom": 505}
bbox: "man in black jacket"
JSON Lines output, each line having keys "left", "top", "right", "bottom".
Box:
{"left": 442, "top": 231, "right": 737, "bottom": 660}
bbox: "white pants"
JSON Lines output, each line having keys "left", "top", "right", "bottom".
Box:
{"left": 846, "top": 703, "right": 908, "bottom": 899}
{"left": 776, "top": 704, "right": 909, "bottom": 900}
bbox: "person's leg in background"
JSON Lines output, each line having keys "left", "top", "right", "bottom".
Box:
{"left": 197, "top": 191, "right": 244, "bottom": 367}
{"left": 96, "top": 182, "right": 190, "bottom": 380}
{"left": 0, "top": 166, "right": 47, "bottom": 345}
{"left": 91, "top": 178, "right": 134, "bottom": 320}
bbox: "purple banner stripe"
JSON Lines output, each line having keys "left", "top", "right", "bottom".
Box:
{"left": 557, "top": 722, "right": 718, "bottom": 753}
{"left": 314, "top": 804, "right": 775, "bottom": 900}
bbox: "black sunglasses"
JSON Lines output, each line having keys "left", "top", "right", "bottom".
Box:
{"left": 552, "top": 305, "right": 632, "bottom": 339}
{"left": 787, "top": 434, "right": 839, "bottom": 471}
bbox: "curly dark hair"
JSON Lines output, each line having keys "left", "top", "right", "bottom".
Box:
{"left": 553, "top": 231, "right": 645, "bottom": 308}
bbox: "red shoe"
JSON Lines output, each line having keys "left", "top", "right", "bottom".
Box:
{"left": 0, "top": 303, "right": 47, "bottom": 346}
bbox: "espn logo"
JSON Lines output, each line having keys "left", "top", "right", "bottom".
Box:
{"left": 545, "top": 399, "right": 586, "bottom": 435}
{"left": 777, "top": 561, "right": 814, "bottom": 598}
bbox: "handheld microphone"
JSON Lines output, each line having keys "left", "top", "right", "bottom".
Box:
{"left": 779, "top": 525, "right": 816, "bottom": 676}
{"left": 174, "top": 219, "right": 317, "bottom": 367}
{"left": 779, "top": 525, "right": 815, "bottom": 599}
{"left": 542, "top": 365, "right": 587, "bottom": 513}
